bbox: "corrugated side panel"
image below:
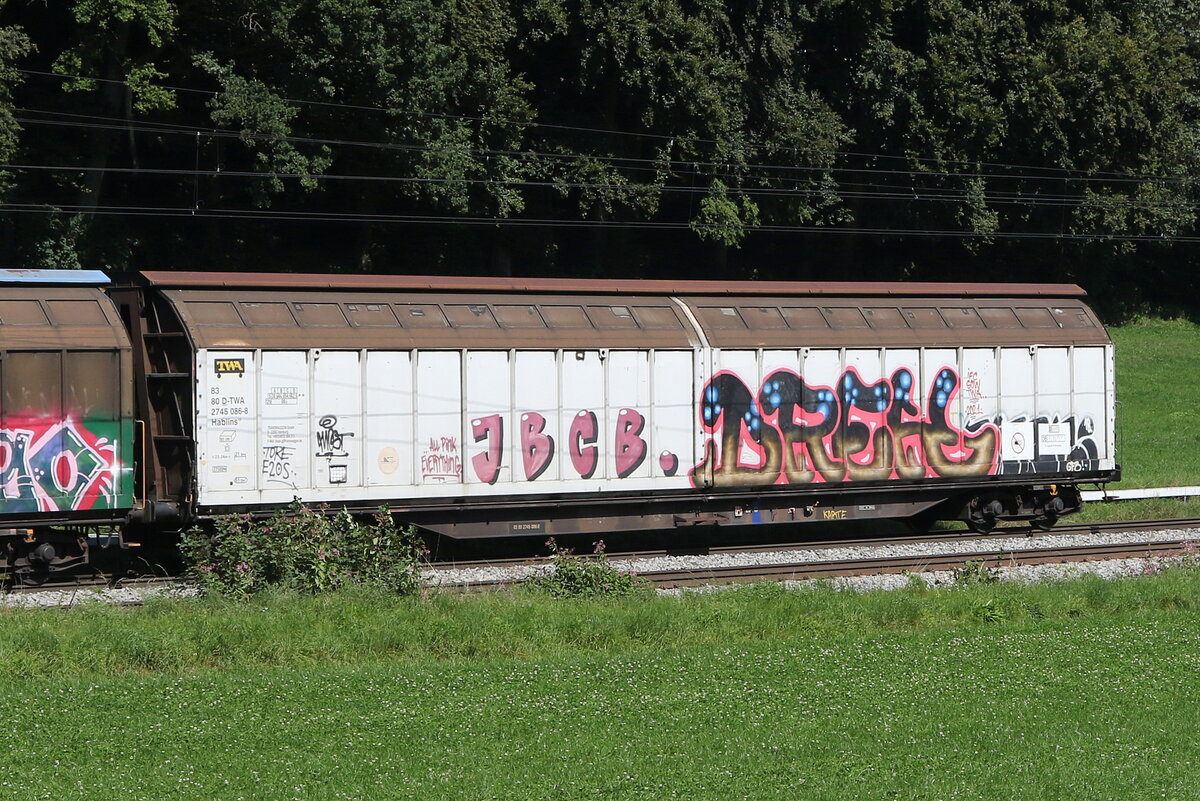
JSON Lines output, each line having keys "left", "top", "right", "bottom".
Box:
{"left": 652, "top": 351, "right": 693, "bottom": 483}
{"left": 415, "top": 351, "right": 463, "bottom": 488}
{"left": 197, "top": 350, "right": 257, "bottom": 502}
{"left": 559, "top": 350, "right": 604, "bottom": 485}
{"left": 197, "top": 347, "right": 701, "bottom": 507}
{"left": 313, "top": 350, "right": 362, "bottom": 490}
{"left": 1106, "top": 344, "right": 1117, "bottom": 469}
{"left": 0, "top": 348, "right": 134, "bottom": 516}
{"left": 194, "top": 343, "right": 1114, "bottom": 509}
{"left": 260, "top": 350, "right": 310, "bottom": 494}
{"left": 365, "top": 351, "right": 413, "bottom": 487}
{"left": 1071, "top": 346, "right": 1112, "bottom": 471}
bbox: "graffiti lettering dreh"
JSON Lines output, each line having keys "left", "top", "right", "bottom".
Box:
{"left": 691, "top": 367, "right": 999, "bottom": 488}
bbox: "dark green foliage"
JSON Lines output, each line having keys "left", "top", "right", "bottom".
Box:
{"left": 0, "top": 1, "right": 1199, "bottom": 315}
{"left": 180, "top": 502, "right": 426, "bottom": 597}
{"left": 0, "top": 6, "right": 31, "bottom": 191}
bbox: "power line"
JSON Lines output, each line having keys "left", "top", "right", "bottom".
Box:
{"left": 0, "top": 201, "right": 1193, "bottom": 243}
{"left": 5, "top": 161, "right": 1196, "bottom": 212}
{"left": 12, "top": 113, "right": 668, "bottom": 177}
{"left": 16, "top": 109, "right": 1199, "bottom": 190}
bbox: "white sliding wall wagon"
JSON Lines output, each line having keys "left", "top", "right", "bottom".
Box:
{"left": 123, "top": 274, "right": 1118, "bottom": 536}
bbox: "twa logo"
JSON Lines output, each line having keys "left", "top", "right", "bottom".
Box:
{"left": 214, "top": 359, "right": 245, "bottom": 376}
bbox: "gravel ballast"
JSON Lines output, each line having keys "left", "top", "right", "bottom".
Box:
{"left": 424, "top": 526, "right": 1200, "bottom": 590}
{"left": 6, "top": 527, "right": 1199, "bottom": 607}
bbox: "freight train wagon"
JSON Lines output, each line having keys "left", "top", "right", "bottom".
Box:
{"left": 0, "top": 270, "right": 136, "bottom": 576}
{"left": 109, "top": 272, "right": 1118, "bottom": 543}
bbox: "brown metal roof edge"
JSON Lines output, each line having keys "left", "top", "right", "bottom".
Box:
{"left": 138, "top": 271, "right": 1087, "bottom": 299}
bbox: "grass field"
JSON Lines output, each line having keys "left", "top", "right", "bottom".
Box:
{"left": 7, "top": 618, "right": 1200, "bottom": 800}
{"left": 4, "top": 572, "right": 1200, "bottom": 800}
{"left": 1109, "top": 317, "right": 1200, "bottom": 489}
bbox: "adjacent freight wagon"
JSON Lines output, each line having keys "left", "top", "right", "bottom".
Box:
{"left": 116, "top": 272, "right": 1117, "bottom": 541}
{"left": 0, "top": 270, "right": 136, "bottom": 575}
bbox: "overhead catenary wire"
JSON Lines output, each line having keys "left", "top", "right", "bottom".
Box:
{"left": 0, "top": 201, "right": 1194, "bottom": 243}
{"left": 3, "top": 161, "right": 1195, "bottom": 212}
{"left": 8, "top": 72, "right": 1197, "bottom": 242}
{"left": 14, "top": 110, "right": 1199, "bottom": 190}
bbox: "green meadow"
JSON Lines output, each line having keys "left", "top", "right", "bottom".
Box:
{"left": 4, "top": 572, "right": 1200, "bottom": 800}
{"left": 1109, "top": 317, "right": 1200, "bottom": 489}
{"left": 2, "top": 318, "right": 1199, "bottom": 800}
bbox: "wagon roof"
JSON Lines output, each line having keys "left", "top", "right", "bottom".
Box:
{"left": 0, "top": 286, "right": 130, "bottom": 350}
{"left": 0, "top": 269, "right": 110, "bottom": 285}
{"left": 138, "top": 271, "right": 1087, "bottom": 299}
{"left": 144, "top": 272, "right": 1108, "bottom": 350}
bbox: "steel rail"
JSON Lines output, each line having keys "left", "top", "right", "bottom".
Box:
{"left": 639, "top": 539, "right": 1188, "bottom": 588}
{"left": 2, "top": 575, "right": 185, "bottom": 597}
{"left": 445, "top": 538, "right": 1193, "bottom": 592}
{"left": 427, "top": 517, "right": 1200, "bottom": 572}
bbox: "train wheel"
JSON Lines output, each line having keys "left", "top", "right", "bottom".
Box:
{"left": 966, "top": 498, "right": 1005, "bottom": 534}
{"left": 1031, "top": 496, "right": 1066, "bottom": 531}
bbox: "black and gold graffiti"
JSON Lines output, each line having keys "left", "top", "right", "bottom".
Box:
{"left": 690, "top": 367, "right": 998, "bottom": 488}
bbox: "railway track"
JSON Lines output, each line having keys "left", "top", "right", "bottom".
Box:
{"left": 7, "top": 517, "right": 1200, "bottom": 601}
{"left": 2, "top": 587, "right": 187, "bottom": 612}
{"left": 428, "top": 517, "right": 1200, "bottom": 571}
{"left": 429, "top": 519, "right": 1200, "bottom": 592}
{"left": 440, "top": 538, "right": 1195, "bottom": 592}
{"left": 637, "top": 538, "right": 1190, "bottom": 588}
{"left": 2, "top": 574, "right": 186, "bottom": 600}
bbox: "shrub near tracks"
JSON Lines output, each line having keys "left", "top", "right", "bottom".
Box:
{"left": 180, "top": 502, "right": 426, "bottom": 597}
{"left": 523, "top": 538, "right": 649, "bottom": 599}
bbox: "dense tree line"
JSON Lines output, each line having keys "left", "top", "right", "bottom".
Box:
{"left": 0, "top": 0, "right": 1198, "bottom": 319}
